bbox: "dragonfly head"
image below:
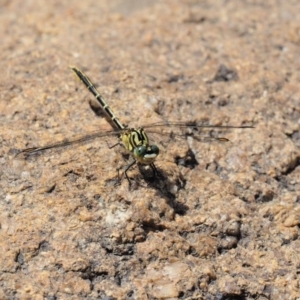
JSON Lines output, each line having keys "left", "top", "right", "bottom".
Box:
{"left": 134, "top": 144, "right": 159, "bottom": 164}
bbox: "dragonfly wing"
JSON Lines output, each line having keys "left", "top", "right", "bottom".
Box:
{"left": 143, "top": 121, "right": 253, "bottom": 144}
{"left": 16, "top": 129, "right": 123, "bottom": 157}
{"left": 146, "top": 129, "right": 230, "bottom": 143}
{"left": 143, "top": 121, "right": 254, "bottom": 130}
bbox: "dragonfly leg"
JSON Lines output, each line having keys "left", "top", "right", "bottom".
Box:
{"left": 150, "top": 163, "right": 158, "bottom": 178}
{"left": 106, "top": 140, "right": 121, "bottom": 149}
{"left": 124, "top": 160, "right": 136, "bottom": 185}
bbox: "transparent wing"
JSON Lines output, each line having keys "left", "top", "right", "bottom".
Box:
{"left": 143, "top": 121, "right": 254, "bottom": 130}
{"left": 16, "top": 129, "right": 123, "bottom": 157}
{"left": 143, "top": 121, "right": 254, "bottom": 143}
{"left": 17, "top": 121, "right": 254, "bottom": 157}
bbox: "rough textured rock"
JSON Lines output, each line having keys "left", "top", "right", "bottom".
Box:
{"left": 1, "top": 0, "right": 300, "bottom": 299}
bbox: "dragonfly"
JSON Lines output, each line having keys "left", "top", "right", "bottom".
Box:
{"left": 18, "top": 67, "right": 254, "bottom": 185}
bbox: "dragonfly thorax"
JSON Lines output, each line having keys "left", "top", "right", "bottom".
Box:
{"left": 121, "top": 128, "right": 159, "bottom": 164}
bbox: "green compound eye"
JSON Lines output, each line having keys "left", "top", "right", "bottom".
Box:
{"left": 134, "top": 145, "right": 147, "bottom": 158}
{"left": 134, "top": 145, "right": 159, "bottom": 160}
{"left": 150, "top": 145, "right": 159, "bottom": 156}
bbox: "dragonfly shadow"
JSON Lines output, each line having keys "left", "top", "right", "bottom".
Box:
{"left": 104, "top": 160, "right": 189, "bottom": 216}
{"left": 136, "top": 164, "right": 190, "bottom": 216}
{"left": 89, "top": 99, "right": 119, "bottom": 130}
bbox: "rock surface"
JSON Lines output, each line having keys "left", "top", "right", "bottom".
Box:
{"left": 1, "top": 0, "right": 300, "bottom": 299}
